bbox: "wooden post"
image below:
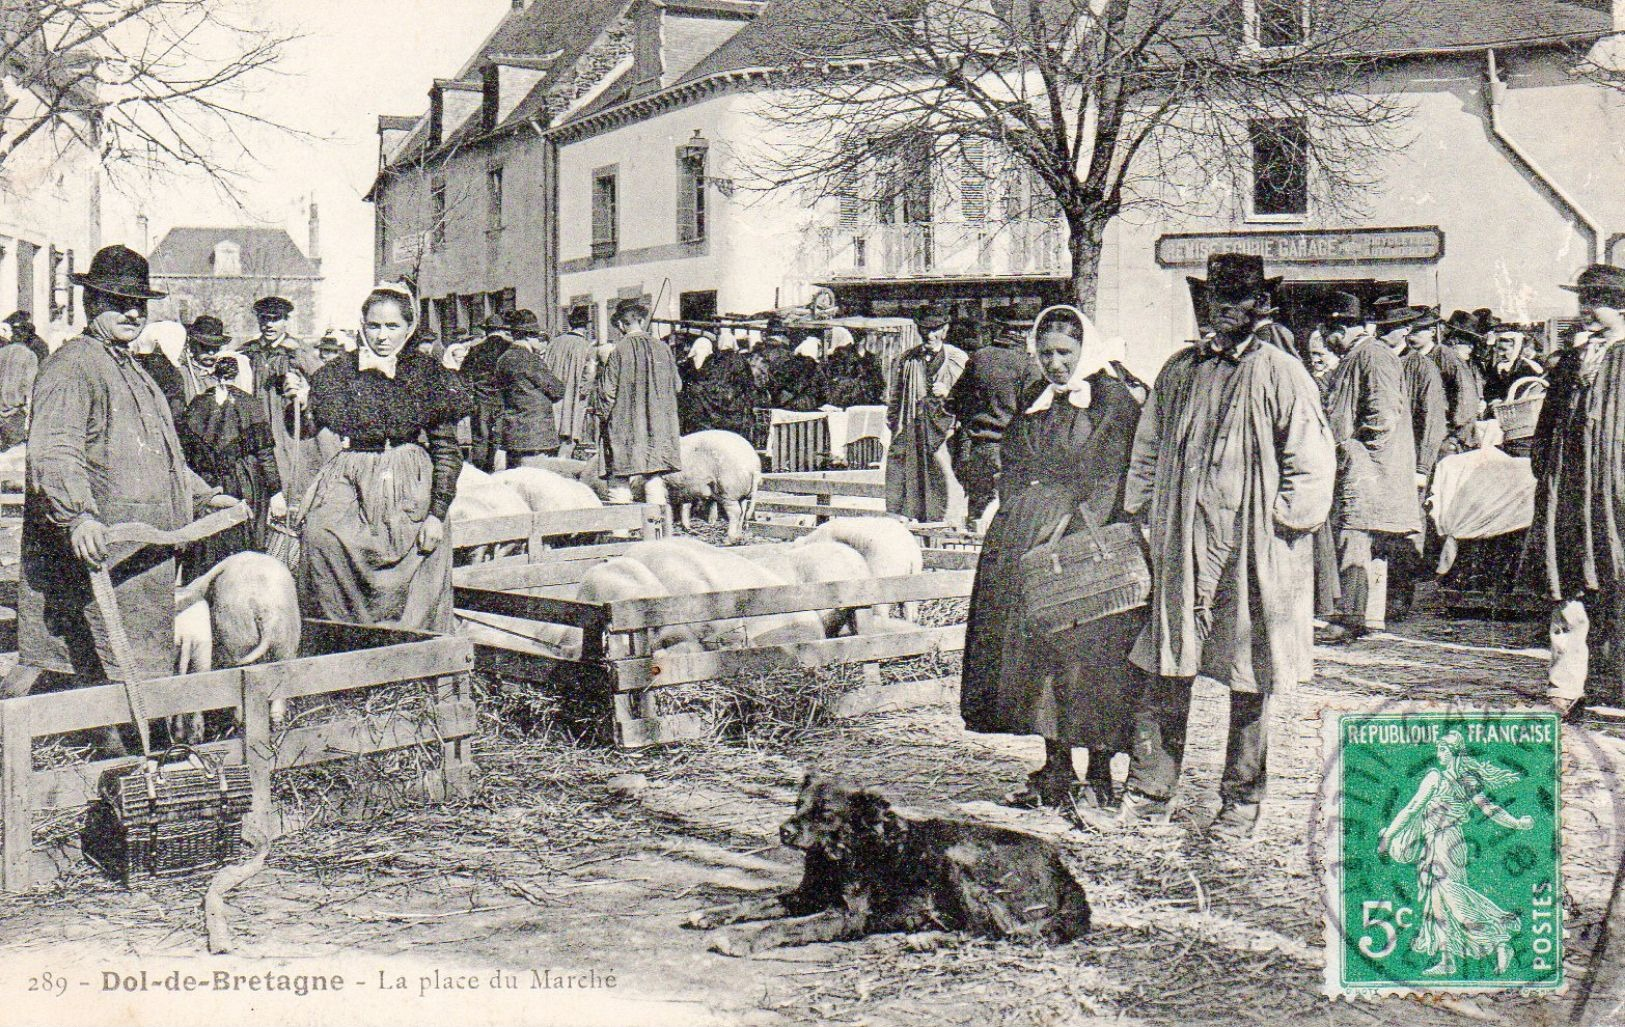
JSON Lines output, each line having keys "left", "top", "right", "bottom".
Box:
{"left": 241, "top": 667, "right": 276, "bottom": 842}
{"left": 815, "top": 486, "right": 831, "bottom": 527}
{"left": 642, "top": 503, "right": 668, "bottom": 541}
{"left": 526, "top": 512, "right": 551, "bottom": 564}
{"left": 437, "top": 668, "right": 474, "bottom": 798}
{"left": 2, "top": 699, "right": 34, "bottom": 892}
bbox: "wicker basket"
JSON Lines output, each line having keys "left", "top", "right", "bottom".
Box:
{"left": 1493, "top": 376, "right": 1547, "bottom": 442}
{"left": 83, "top": 747, "right": 253, "bottom": 885}
{"left": 1019, "top": 509, "right": 1152, "bottom": 640}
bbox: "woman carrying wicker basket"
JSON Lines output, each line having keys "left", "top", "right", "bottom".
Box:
{"left": 960, "top": 307, "right": 1145, "bottom": 812}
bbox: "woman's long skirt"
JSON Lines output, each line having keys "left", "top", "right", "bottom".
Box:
{"left": 295, "top": 444, "right": 453, "bottom": 633}
{"left": 960, "top": 482, "right": 1139, "bottom": 751}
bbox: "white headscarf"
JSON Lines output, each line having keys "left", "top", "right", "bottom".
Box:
{"left": 688, "top": 334, "right": 714, "bottom": 370}
{"left": 358, "top": 281, "right": 419, "bottom": 379}
{"left": 794, "top": 337, "right": 821, "bottom": 360}
{"left": 1025, "top": 305, "right": 1112, "bottom": 413}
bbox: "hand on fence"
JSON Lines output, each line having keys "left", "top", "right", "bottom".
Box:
{"left": 71, "top": 517, "right": 109, "bottom": 568}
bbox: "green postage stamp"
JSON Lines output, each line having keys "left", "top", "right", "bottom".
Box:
{"left": 1324, "top": 710, "right": 1562, "bottom": 997}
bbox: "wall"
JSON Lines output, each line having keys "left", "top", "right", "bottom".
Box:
{"left": 555, "top": 90, "right": 818, "bottom": 327}
{"left": 1097, "top": 49, "right": 1625, "bottom": 378}
{"left": 0, "top": 76, "right": 99, "bottom": 331}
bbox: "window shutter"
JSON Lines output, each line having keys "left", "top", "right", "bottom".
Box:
{"left": 961, "top": 137, "right": 989, "bottom": 223}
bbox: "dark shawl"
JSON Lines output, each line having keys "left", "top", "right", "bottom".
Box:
{"left": 679, "top": 349, "right": 760, "bottom": 438}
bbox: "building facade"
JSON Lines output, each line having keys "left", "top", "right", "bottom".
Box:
{"left": 148, "top": 222, "right": 324, "bottom": 341}
{"left": 0, "top": 47, "right": 102, "bottom": 331}
{"left": 375, "top": 0, "right": 1625, "bottom": 378}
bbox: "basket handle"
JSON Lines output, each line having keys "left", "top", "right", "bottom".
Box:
{"left": 1040, "top": 501, "right": 1110, "bottom": 557}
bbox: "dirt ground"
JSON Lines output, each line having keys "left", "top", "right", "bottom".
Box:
{"left": 2, "top": 582, "right": 1622, "bottom": 1027}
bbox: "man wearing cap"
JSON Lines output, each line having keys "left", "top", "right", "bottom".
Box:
{"left": 1316, "top": 292, "right": 1420, "bottom": 645}
{"left": 7, "top": 245, "right": 235, "bottom": 701}
{"left": 1097, "top": 253, "right": 1334, "bottom": 840}
{"left": 1530, "top": 264, "right": 1625, "bottom": 719}
{"left": 494, "top": 309, "right": 566, "bottom": 466}
{"left": 5, "top": 311, "right": 48, "bottom": 364}
{"left": 886, "top": 308, "right": 968, "bottom": 523}
{"left": 543, "top": 307, "right": 599, "bottom": 458}
{"left": 239, "top": 295, "right": 322, "bottom": 507}
{"left": 0, "top": 316, "right": 39, "bottom": 448}
{"left": 1377, "top": 304, "right": 1447, "bottom": 620}
{"left": 595, "top": 299, "right": 682, "bottom": 507}
{"left": 946, "top": 307, "right": 1043, "bottom": 527}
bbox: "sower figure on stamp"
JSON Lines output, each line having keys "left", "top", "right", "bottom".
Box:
{"left": 1316, "top": 293, "right": 1420, "bottom": 646}
{"left": 1082, "top": 253, "right": 1334, "bottom": 841}
{"left": 1529, "top": 263, "right": 1625, "bottom": 720}
{"left": 6, "top": 246, "right": 238, "bottom": 712}
{"left": 594, "top": 299, "right": 682, "bottom": 509}
{"left": 1380, "top": 303, "right": 1447, "bottom": 623}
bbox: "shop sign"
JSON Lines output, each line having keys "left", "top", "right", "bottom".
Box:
{"left": 1156, "top": 227, "right": 1444, "bottom": 267}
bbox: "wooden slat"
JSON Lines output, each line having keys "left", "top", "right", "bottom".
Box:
{"left": 614, "top": 710, "right": 709, "bottom": 748}
{"left": 757, "top": 477, "right": 887, "bottom": 500}
{"left": 615, "top": 624, "right": 966, "bottom": 689}
{"left": 833, "top": 676, "right": 958, "bottom": 718}
{"left": 747, "top": 522, "right": 815, "bottom": 541}
{"left": 456, "top": 559, "right": 600, "bottom": 592}
{"left": 259, "top": 637, "right": 473, "bottom": 701}
{"left": 270, "top": 700, "right": 475, "bottom": 770}
{"left": 923, "top": 549, "right": 981, "bottom": 571}
{"left": 32, "top": 739, "right": 245, "bottom": 811}
{"left": 19, "top": 671, "right": 244, "bottom": 738}
{"left": 452, "top": 505, "right": 658, "bottom": 548}
{"left": 606, "top": 572, "right": 976, "bottom": 631}
{"left": 455, "top": 586, "right": 606, "bottom": 630}
{"left": 2, "top": 699, "right": 33, "bottom": 891}
{"left": 752, "top": 501, "right": 887, "bottom": 520}
{"left": 302, "top": 618, "right": 439, "bottom": 653}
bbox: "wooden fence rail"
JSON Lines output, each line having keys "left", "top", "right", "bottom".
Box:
{"left": 0, "top": 620, "right": 475, "bottom": 892}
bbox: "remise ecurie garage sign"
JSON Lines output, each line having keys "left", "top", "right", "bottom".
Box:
{"left": 1155, "top": 227, "right": 1445, "bottom": 267}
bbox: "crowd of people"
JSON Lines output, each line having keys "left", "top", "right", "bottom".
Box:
{"left": 1, "top": 237, "right": 1620, "bottom": 841}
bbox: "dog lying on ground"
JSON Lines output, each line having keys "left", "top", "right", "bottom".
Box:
{"left": 683, "top": 774, "right": 1090, "bottom": 956}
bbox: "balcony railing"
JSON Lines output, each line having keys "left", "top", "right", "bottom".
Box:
{"left": 824, "top": 219, "right": 1068, "bottom": 281}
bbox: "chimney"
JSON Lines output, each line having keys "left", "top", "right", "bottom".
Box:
{"left": 135, "top": 213, "right": 149, "bottom": 251}
{"left": 631, "top": 0, "right": 666, "bottom": 98}
{"left": 308, "top": 202, "right": 321, "bottom": 264}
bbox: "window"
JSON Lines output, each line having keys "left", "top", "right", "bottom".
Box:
{"left": 1250, "top": 117, "right": 1309, "bottom": 217}
{"left": 212, "top": 240, "right": 241, "bottom": 277}
{"left": 430, "top": 178, "right": 448, "bottom": 251}
{"left": 960, "top": 138, "right": 990, "bottom": 223}
{"left": 487, "top": 167, "right": 504, "bottom": 232}
{"left": 677, "top": 145, "right": 707, "bottom": 244}
{"left": 1251, "top": 0, "right": 1306, "bottom": 48}
{"left": 591, "top": 166, "right": 618, "bottom": 259}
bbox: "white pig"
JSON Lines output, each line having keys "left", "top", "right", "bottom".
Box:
{"left": 447, "top": 480, "right": 532, "bottom": 561}
{"left": 744, "top": 542, "right": 917, "bottom": 638}
{"left": 175, "top": 552, "right": 302, "bottom": 725}
{"left": 663, "top": 431, "right": 760, "bottom": 544}
{"left": 794, "top": 517, "right": 925, "bottom": 621}
{"left": 489, "top": 466, "right": 602, "bottom": 513}
{"left": 169, "top": 599, "right": 215, "bottom": 742}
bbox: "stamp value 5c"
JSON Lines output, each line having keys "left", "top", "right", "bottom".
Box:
{"left": 1325, "top": 710, "right": 1562, "bottom": 997}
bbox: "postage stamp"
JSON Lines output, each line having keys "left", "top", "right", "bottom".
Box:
{"left": 1323, "top": 709, "right": 1563, "bottom": 997}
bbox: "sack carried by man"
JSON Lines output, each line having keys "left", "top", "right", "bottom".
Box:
{"left": 1019, "top": 504, "right": 1151, "bottom": 642}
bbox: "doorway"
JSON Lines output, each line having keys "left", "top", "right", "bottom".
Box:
{"left": 1277, "top": 279, "right": 1408, "bottom": 355}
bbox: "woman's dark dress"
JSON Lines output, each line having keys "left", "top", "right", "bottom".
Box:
{"left": 960, "top": 372, "right": 1143, "bottom": 751}
{"left": 177, "top": 389, "right": 282, "bottom": 575}
{"left": 820, "top": 348, "right": 886, "bottom": 408}
{"left": 679, "top": 350, "right": 760, "bottom": 438}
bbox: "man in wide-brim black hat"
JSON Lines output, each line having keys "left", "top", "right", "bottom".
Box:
{"left": 6, "top": 245, "right": 236, "bottom": 709}
{"left": 1079, "top": 251, "right": 1335, "bottom": 842}
{"left": 1530, "top": 263, "right": 1625, "bottom": 721}
{"left": 1373, "top": 304, "right": 1448, "bottom": 622}
{"left": 1185, "top": 253, "right": 1298, "bottom": 359}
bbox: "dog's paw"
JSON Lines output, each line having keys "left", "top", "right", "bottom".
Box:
{"left": 708, "top": 929, "right": 757, "bottom": 958}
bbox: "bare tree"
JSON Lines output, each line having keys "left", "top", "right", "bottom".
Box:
{"left": 742, "top": 0, "right": 1417, "bottom": 312}
{"left": 0, "top": 0, "right": 296, "bottom": 190}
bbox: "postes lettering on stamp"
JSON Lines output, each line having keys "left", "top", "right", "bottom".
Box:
{"left": 1325, "top": 710, "right": 1562, "bottom": 997}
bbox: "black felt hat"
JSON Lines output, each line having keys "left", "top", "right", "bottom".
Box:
{"left": 916, "top": 307, "right": 952, "bottom": 331}
{"left": 504, "top": 308, "right": 541, "bottom": 336}
{"left": 1324, "top": 291, "right": 1363, "bottom": 324}
{"left": 184, "top": 315, "right": 231, "bottom": 349}
{"left": 1186, "top": 252, "right": 1281, "bottom": 300}
{"left": 1559, "top": 264, "right": 1625, "bottom": 303}
{"left": 71, "top": 245, "right": 166, "bottom": 300}
{"left": 1443, "top": 309, "right": 1484, "bottom": 342}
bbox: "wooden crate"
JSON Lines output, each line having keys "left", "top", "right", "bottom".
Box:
{"left": 451, "top": 503, "right": 668, "bottom": 562}
{"left": 0, "top": 620, "right": 476, "bottom": 892}
{"left": 454, "top": 544, "right": 973, "bottom": 749}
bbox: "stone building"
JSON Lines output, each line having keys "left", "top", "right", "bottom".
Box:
{"left": 148, "top": 216, "right": 324, "bottom": 341}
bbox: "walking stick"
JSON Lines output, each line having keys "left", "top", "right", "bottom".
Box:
{"left": 267, "top": 391, "right": 305, "bottom": 568}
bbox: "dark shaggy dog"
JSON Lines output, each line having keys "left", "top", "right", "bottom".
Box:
{"left": 684, "top": 775, "right": 1091, "bottom": 956}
